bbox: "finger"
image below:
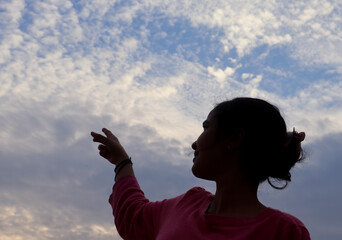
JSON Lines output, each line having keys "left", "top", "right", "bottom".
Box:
{"left": 99, "top": 149, "right": 110, "bottom": 159}
{"left": 98, "top": 144, "right": 106, "bottom": 150}
{"left": 92, "top": 132, "right": 109, "bottom": 144}
{"left": 91, "top": 131, "right": 102, "bottom": 138}
{"left": 102, "top": 128, "right": 117, "bottom": 140}
{"left": 91, "top": 131, "right": 97, "bottom": 137}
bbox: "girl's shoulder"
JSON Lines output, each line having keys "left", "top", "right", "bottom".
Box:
{"left": 266, "top": 208, "right": 307, "bottom": 227}
{"left": 183, "top": 186, "right": 213, "bottom": 199}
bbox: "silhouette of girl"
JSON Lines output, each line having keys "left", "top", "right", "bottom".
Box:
{"left": 91, "top": 97, "right": 310, "bottom": 239}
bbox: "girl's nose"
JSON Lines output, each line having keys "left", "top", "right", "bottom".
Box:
{"left": 191, "top": 141, "right": 197, "bottom": 150}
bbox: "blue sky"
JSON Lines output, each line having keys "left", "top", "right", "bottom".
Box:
{"left": 0, "top": 0, "right": 341, "bottom": 239}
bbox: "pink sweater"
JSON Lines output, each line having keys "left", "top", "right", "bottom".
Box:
{"left": 109, "top": 176, "right": 310, "bottom": 240}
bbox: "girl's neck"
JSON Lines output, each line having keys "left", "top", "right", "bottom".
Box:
{"left": 206, "top": 180, "right": 266, "bottom": 218}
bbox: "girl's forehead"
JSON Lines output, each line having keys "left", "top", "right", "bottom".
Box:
{"left": 206, "top": 109, "right": 216, "bottom": 120}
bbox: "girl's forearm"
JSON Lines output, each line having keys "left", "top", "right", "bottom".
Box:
{"left": 115, "top": 164, "right": 135, "bottom": 182}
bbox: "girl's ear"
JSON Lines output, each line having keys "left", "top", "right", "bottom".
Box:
{"left": 229, "top": 128, "right": 245, "bottom": 149}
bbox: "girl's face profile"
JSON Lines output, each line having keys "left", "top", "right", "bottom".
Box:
{"left": 191, "top": 110, "right": 231, "bottom": 180}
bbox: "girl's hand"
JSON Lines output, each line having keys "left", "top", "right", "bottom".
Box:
{"left": 91, "top": 128, "right": 129, "bottom": 165}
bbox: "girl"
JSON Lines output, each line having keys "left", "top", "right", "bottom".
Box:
{"left": 91, "top": 97, "right": 310, "bottom": 239}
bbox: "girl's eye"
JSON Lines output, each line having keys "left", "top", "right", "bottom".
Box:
{"left": 202, "top": 120, "right": 209, "bottom": 130}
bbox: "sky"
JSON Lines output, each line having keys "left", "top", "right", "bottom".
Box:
{"left": 0, "top": 0, "right": 341, "bottom": 239}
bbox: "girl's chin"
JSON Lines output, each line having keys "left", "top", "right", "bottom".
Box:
{"left": 192, "top": 164, "right": 215, "bottom": 181}
{"left": 191, "top": 164, "right": 203, "bottom": 179}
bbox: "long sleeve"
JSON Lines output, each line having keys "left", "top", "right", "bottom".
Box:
{"left": 108, "top": 176, "right": 182, "bottom": 240}
{"left": 108, "top": 176, "right": 310, "bottom": 240}
{"left": 278, "top": 224, "right": 311, "bottom": 240}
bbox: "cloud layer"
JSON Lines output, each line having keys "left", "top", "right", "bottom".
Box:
{"left": 1, "top": 0, "right": 341, "bottom": 239}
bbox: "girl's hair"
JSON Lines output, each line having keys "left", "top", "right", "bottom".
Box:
{"left": 213, "top": 97, "right": 305, "bottom": 189}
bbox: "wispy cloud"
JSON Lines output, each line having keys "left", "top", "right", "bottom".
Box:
{"left": 0, "top": 0, "right": 341, "bottom": 239}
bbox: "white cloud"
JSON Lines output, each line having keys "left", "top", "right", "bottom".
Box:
{"left": 0, "top": 203, "right": 121, "bottom": 240}
{"left": 207, "top": 66, "right": 235, "bottom": 83}
{"left": 0, "top": 1, "right": 341, "bottom": 239}
{"left": 135, "top": 0, "right": 342, "bottom": 70}
{"left": 249, "top": 74, "right": 263, "bottom": 97}
{"left": 264, "top": 66, "right": 292, "bottom": 78}
{"left": 241, "top": 73, "right": 253, "bottom": 79}
{"left": 78, "top": 0, "right": 120, "bottom": 20}
{"left": 0, "top": 0, "right": 25, "bottom": 27}
{"left": 0, "top": 0, "right": 340, "bottom": 156}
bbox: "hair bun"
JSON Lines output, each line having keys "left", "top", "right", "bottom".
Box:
{"left": 267, "top": 128, "right": 306, "bottom": 189}
{"left": 285, "top": 128, "right": 305, "bottom": 153}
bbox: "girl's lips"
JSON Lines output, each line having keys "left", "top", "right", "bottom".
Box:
{"left": 193, "top": 151, "right": 199, "bottom": 162}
